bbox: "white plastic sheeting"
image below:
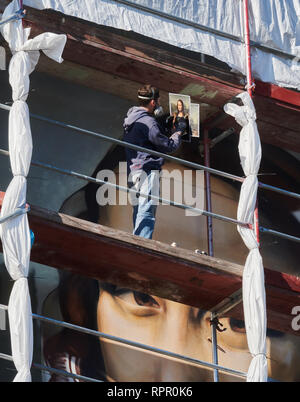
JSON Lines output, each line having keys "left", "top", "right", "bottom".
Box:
{"left": 22, "top": 0, "right": 300, "bottom": 90}
{"left": 0, "top": 0, "right": 66, "bottom": 382}
{"left": 224, "top": 92, "right": 267, "bottom": 382}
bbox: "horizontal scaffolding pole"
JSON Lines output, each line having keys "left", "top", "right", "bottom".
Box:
{"left": 211, "top": 290, "right": 243, "bottom": 320}
{"left": 0, "top": 352, "right": 102, "bottom": 382}
{"left": 1, "top": 148, "right": 299, "bottom": 243}
{"left": 0, "top": 204, "right": 29, "bottom": 224}
{"left": 0, "top": 304, "right": 246, "bottom": 379}
{"left": 111, "top": 0, "right": 298, "bottom": 62}
{"left": 34, "top": 313, "right": 246, "bottom": 379}
{"left": 0, "top": 9, "right": 25, "bottom": 27}
{"left": 259, "top": 226, "right": 300, "bottom": 244}
{"left": 0, "top": 103, "right": 299, "bottom": 201}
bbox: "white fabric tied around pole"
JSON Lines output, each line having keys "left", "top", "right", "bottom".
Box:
{"left": 1, "top": 176, "right": 31, "bottom": 281}
{"left": 224, "top": 92, "right": 267, "bottom": 382}
{"left": 0, "top": 0, "right": 66, "bottom": 382}
{"left": 9, "top": 101, "right": 32, "bottom": 174}
{"left": 8, "top": 277, "right": 33, "bottom": 382}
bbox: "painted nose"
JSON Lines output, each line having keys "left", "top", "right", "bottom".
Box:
{"left": 156, "top": 303, "right": 195, "bottom": 381}
{"left": 159, "top": 303, "right": 189, "bottom": 354}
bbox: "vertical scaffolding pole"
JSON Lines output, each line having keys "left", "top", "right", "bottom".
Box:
{"left": 204, "top": 128, "right": 219, "bottom": 382}
{"left": 243, "top": 0, "right": 260, "bottom": 244}
{"left": 204, "top": 129, "right": 214, "bottom": 256}
{"left": 19, "top": 0, "right": 25, "bottom": 29}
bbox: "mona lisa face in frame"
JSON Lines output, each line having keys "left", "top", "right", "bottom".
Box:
{"left": 95, "top": 162, "right": 300, "bottom": 382}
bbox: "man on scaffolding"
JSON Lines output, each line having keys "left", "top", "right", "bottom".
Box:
{"left": 123, "top": 84, "right": 186, "bottom": 239}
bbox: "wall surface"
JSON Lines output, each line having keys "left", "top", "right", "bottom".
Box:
{"left": 0, "top": 68, "right": 132, "bottom": 211}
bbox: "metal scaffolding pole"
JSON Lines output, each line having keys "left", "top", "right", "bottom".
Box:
{"left": 204, "top": 129, "right": 214, "bottom": 257}
{"left": 204, "top": 128, "right": 219, "bottom": 382}
{"left": 0, "top": 205, "right": 30, "bottom": 224}
{"left": 244, "top": 0, "right": 260, "bottom": 245}
{"left": 0, "top": 8, "right": 25, "bottom": 27}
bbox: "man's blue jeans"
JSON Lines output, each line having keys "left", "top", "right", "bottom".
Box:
{"left": 130, "top": 170, "right": 160, "bottom": 239}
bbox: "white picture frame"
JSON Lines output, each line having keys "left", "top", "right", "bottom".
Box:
{"left": 190, "top": 103, "right": 200, "bottom": 138}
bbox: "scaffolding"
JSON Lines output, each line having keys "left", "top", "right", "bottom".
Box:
{"left": 0, "top": 104, "right": 299, "bottom": 382}
{"left": 0, "top": 0, "right": 299, "bottom": 383}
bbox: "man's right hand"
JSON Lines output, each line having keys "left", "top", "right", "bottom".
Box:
{"left": 177, "top": 120, "right": 187, "bottom": 134}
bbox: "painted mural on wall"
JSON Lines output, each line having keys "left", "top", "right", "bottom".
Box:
{"left": 0, "top": 126, "right": 299, "bottom": 382}
{"left": 39, "top": 143, "right": 300, "bottom": 382}
{"left": 41, "top": 273, "right": 300, "bottom": 382}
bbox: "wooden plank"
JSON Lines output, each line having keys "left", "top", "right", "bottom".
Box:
{"left": 26, "top": 28, "right": 241, "bottom": 108}
{"left": 0, "top": 191, "right": 299, "bottom": 336}
{"left": 27, "top": 204, "right": 244, "bottom": 309}
{"left": 33, "top": 57, "right": 219, "bottom": 123}
{"left": 255, "top": 81, "right": 300, "bottom": 108}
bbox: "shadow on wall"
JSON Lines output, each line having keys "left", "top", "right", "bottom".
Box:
{"left": 0, "top": 70, "right": 132, "bottom": 212}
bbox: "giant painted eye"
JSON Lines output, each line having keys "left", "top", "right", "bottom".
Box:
{"left": 133, "top": 291, "right": 160, "bottom": 308}
{"left": 229, "top": 318, "right": 246, "bottom": 334}
{"left": 113, "top": 287, "right": 160, "bottom": 309}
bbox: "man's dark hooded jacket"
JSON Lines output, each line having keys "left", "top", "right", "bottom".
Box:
{"left": 123, "top": 106, "right": 181, "bottom": 174}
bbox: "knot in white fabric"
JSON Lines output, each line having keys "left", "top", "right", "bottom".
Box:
{"left": 243, "top": 108, "right": 256, "bottom": 122}
{"left": 12, "top": 266, "right": 27, "bottom": 281}
{"left": 14, "top": 94, "right": 29, "bottom": 103}
{"left": 252, "top": 353, "right": 266, "bottom": 358}
{"left": 248, "top": 239, "right": 259, "bottom": 250}
{"left": 12, "top": 46, "right": 24, "bottom": 54}
{"left": 236, "top": 92, "right": 257, "bottom": 119}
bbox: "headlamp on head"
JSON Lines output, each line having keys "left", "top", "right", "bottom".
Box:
{"left": 138, "top": 86, "right": 163, "bottom": 117}
{"left": 138, "top": 87, "right": 157, "bottom": 100}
